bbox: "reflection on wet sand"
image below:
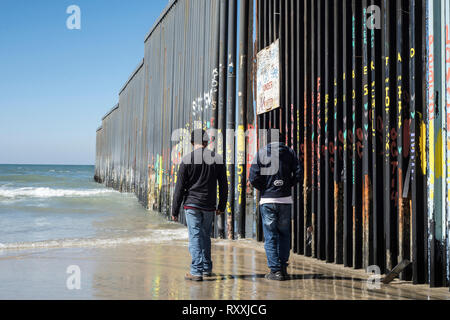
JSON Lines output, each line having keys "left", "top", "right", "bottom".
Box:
{"left": 1, "top": 239, "right": 449, "bottom": 300}
{"left": 88, "top": 239, "right": 449, "bottom": 300}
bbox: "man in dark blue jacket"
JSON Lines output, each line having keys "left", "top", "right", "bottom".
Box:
{"left": 172, "top": 129, "right": 228, "bottom": 282}
{"left": 249, "top": 131, "right": 302, "bottom": 281}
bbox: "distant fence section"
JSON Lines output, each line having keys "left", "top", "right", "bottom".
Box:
{"left": 95, "top": 0, "right": 450, "bottom": 290}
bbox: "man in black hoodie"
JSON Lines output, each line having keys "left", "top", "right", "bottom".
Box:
{"left": 250, "top": 131, "right": 302, "bottom": 281}
{"left": 172, "top": 129, "right": 228, "bottom": 281}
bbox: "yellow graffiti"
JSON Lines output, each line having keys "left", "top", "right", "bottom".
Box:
{"left": 237, "top": 125, "right": 246, "bottom": 164}
{"left": 420, "top": 119, "right": 426, "bottom": 175}
{"left": 385, "top": 86, "right": 390, "bottom": 107}
{"left": 448, "top": 140, "right": 450, "bottom": 205}
{"left": 158, "top": 155, "right": 163, "bottom": 191}
{"left": 237, "top": 165, "right": 244, "bottom": 205}
{"left": 435, "top": 129, "right": 443, "bottom": 179}
{"left": 429, "top": 121, "right": 435, "bottom": 195}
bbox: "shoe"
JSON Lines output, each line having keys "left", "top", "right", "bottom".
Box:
{"left": 265, "top": 271, "right": 285, "bottom": 281}
{"left": 185, "top": 273, "right": 203, "bottom": 281}
{"left": 203, "top": 272, "right": 213, "bottom": 277}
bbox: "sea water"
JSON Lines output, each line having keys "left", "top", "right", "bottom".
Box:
{"left": 0, "top": 165, "right": 187, "bottom": 251}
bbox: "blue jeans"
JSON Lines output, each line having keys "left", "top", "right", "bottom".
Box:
{"left": 185, "top": 209, "right": 214, "bottom": 276}
{"left": 260, "top": 204, "right": 292, "bottom": 272}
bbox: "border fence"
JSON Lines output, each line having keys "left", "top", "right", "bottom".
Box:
{"left": 95, "top": 0, "right": 450, "bottom": 289}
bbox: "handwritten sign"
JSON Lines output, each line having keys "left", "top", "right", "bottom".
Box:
{"left": 257, "top": 39, "right": 280, "bottom": 115}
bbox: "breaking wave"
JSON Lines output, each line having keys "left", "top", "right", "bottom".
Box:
{"left": 0, "top": 187, "right": 117, "bottom": 199}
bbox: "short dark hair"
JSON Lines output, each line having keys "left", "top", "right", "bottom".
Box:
{"left": 191, "top": 129, "right": 209, "bottom": 145}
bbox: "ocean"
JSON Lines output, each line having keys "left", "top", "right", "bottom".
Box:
{"left": 0, "top": 164, "right": 187, "bottom": 251}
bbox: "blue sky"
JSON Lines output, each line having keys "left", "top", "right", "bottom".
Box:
{"left": 0, "top": 0, "right": 168, "bottom": 165}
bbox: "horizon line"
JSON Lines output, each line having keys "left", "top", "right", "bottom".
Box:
{"left": 0, "top": 163, "right": 95, "bottom": 166}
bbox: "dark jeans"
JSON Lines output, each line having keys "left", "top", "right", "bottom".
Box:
{"left": 185, "top": 208, "right": 214, "bottom": 276}
{"left": 260, "top": 203, "right": 292, "bottom": 273}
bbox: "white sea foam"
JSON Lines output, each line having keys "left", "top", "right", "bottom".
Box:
{"left": 0, "top": 229, "right": 189, "bottom": 251}
{"left": 0, "top": 187, "right": 116, "bottom": 199}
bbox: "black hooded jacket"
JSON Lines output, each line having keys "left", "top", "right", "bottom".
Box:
{"left": 249, "top": 142, "right": 302, "bottom": 198}
{"left": 172, "top": 148, "right": 228, "bottom": 217}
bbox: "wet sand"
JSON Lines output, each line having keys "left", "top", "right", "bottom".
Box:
{"left": 0, "top": 238, "right": 449, "bottom": 300}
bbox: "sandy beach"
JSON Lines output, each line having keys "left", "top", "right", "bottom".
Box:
{"left": 1, "top": 238, "right": 449, "bottom": 300}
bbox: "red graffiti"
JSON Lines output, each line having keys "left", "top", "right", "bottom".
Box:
{"left": 390, "top": 128, "right": 398, "bottom": 158}
{"left": 391, "top": 160, "right": 398, "bottom": 207}
{"left": 329, "top": 141, "right": 335, "bottom": 174}
{"left": 377, "top": 116, "right": 383, "bottom": 133}
{"left": 338, "top": 130, "right": 344, "bottom": 161}
{"left": 329, "top": 142, "right": 335, "bottom": 155}
{"left": 356, "top": 128, "right": 364, "bottom": 159}
{"left": 357, "top": 142, "right": 363, "bottom": 159}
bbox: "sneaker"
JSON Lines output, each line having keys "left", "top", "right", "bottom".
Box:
{"left": 185, "top": 273, "right": 203, "bottom": 282}
{"left": 203, "top": 272, "right": 213, "bottom": 277}
{"left": 265, "top": 271, "right": 285, "bottom": 281}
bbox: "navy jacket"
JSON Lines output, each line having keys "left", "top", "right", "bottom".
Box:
{"left": 172, "top": 148, "right": 228, "bottom": 217}
{"left": 249, "top": 142, "right": 302, "bottom": 198}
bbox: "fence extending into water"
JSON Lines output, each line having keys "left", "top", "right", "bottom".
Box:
{"left": 95, "top": 0, "right": 450, "bottom": 289}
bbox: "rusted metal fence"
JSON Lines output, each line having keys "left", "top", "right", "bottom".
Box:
{"left": 95, "top": 0, "right": 450, "bottom": 289}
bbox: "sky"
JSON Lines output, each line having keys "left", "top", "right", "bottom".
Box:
{"left": 0, "top": 0, "right": 168, "bottom": 165}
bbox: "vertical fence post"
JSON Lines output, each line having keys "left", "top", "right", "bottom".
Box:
{"left": 211, "top": 0, "right": 221, "bottom": 239}
{"left": 217, "top": 0, "right": 229, "bottom": 239}
{"left": 297, "top": 0, "right": 305, "bottom": 256}
{"left": 237, "top": 0, "right": 249, "bottom": 240}
{"left": 426, "top": 0, "right": 436, "bottom": 286}
{"left": 324, "top": 0, "right": 335, "bottom": 263}
{"left": 333, "top": 0, "right": 344, "bottom": 265}
{"left": 343, "top": 0, "right": 354, "bottom": 268}
{"left": 445, "top": 0, "right": 450, "bottom": 290}
{"left": 226, "top": 0, "right": 237, "bottom": 240}
{"left": 436, "top": 0, "right": 447, "bottom": 287}
{"left": 316, "top": 0, "right": 326, "bottom": 261}
{"left": 352, "top": 0, "right": 363, "bottom": 270}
